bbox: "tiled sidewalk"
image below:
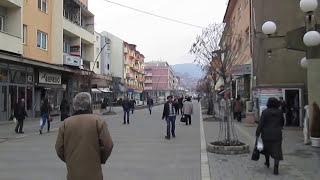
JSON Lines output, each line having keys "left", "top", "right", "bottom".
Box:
{"left": 203, "top": 114, "right": 320, "bottom": 180}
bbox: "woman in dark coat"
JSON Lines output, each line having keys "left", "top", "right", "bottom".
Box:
{"left": 256, "top": 97, "right": 284, "bottom": 175}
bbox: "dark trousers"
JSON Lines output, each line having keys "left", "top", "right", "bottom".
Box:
{"left": 131, "top": 107, "right": 135, "bottom": 114}
{"left": 185, "top": 114, "right": 191, "bottom": 125}
{"left": 15, "top": 119, "right": 24, "bottom": 133}
{"left": 148, "top": 106, "right": 152, "bottom": 114}
{"left": 165, "top": 116, "right": 176, "bottom": 137}
{"left": 40, "top": 114, "right": 50, "bottom": 132}
{"left": 175, "top": 108, "right": 179, "bottom": 115}
{"left": 123, "top": 110, "right": 130, "bottom": 123}
{"left": 234, "top": 112, "right": 242, "bottom": 122}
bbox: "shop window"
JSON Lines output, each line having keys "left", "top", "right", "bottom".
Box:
{"left": 0, "top": 68, "right": 8, "bottom": 82}
{"left": 10, "top": 70, "right": 27, "bottom": 84}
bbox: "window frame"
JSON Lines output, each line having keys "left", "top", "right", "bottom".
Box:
{"left": 38, "top": 0, "right": 48, "bottom": 13}
{"left": 23, "top": 25, "right": 27, "bottom": 44}
{"left": 0, "top": 16, "right": 4, "bottom": 31}
{"left": 37, "top": 30, "right": 48, "bottom": 50}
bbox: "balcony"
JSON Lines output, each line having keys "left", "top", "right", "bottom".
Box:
{"left": 145, "top": 73, "right": 152, "bottom": 76}
{"left": 63, "top": 18, "right": 94, "bottom": 44}
{"left": 0, "top": 0, "right": 22, "bottom": 7}
{"left": 0, "top": 31, "right": 22, "bottom": 54}
{"left": 145, "top": 79, "right": 152, "bottom": 83}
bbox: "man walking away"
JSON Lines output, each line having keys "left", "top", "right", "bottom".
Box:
{"left": 130, "top": 97, "right": 136, "bottom": 114}
{"left": 178, "top": 96, "right": 184, "bottom": 115}
{"left": 60, "top": 94, "right": 70, "bottom": 121}
{"left": 147, "top": 97, "right": 154, "bottom": 115}
{"left": 14, "top": 98, "right": 27, "bottom": 134}
{"left": 233, "top": 95, "right": 243, "bottom": 122}
{"left": 173, "top": 98, "right": 180, "bottom": 115}
{"left": 122, "top": 97, "right": 131, "bottom": 124}
{"left": 39, "top": 98, "right": 52, "bottom": 134}
{"left": 183, "top": 97, "right": 193, "bottom": 125}
{"left": 55, "top": 92, "right": 113, "bottom": 180}
{"left": 162, "top": 95, "right": 176, "bottom": 140}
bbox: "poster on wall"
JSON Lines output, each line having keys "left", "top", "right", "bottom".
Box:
{"left": 258, "top": 88, "right": 283, "bottom": 116}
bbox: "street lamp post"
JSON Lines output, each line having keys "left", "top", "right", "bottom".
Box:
{"left": 261, "top": 0, "right": 320, "bottom": 145}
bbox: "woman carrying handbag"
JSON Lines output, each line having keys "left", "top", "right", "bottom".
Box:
{"left": 255, "top": 97, "right": 284, "bottom": 175}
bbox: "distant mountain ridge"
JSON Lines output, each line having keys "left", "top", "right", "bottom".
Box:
{"left": 172, "top": 63, "right": 203, "bottom": 79}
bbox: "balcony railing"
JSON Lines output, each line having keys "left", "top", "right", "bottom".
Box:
{"left": 145, "top": 80, "right": 152, "bottom": 83}
{"left": 145, "top": 73, "right": 153, "bottom": 76}
{"left": 0, "top": 31, "right": 22, "bottom": 54}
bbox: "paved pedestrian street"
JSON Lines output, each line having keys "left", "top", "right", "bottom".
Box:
{"left": 0, "top": 105, "right": 201, "bottom": 180}
{"left": 1, "top": 103, "right": 320, "bottom": 180}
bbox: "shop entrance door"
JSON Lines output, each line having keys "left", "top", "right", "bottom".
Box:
{"left": 284, "top": 89, "right": 302, "bottom": 127}
{"left": 0, "top": 85, "right": 8, "bottom": 121}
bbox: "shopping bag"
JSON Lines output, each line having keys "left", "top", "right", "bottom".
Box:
{"left": 13, "top": 117, "right": 17, "bottom": 124}
{"left": 180, "top": 115, "right": 187, "bottom": 122}
{"left": 257, "top": 137, "right": 264, "bottom": 152}
{"left": 251, "top": 137, "right": 260, "bottom": 161}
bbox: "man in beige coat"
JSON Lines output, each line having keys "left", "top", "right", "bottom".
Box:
{"left": 55, "top": 92, "right": 113, "bottom": 180}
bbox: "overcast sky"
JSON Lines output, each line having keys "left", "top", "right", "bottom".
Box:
{"left": 89, "top": 0, "right": 228, "bottom": 65}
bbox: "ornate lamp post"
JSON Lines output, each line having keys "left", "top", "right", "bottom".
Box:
{"left": 261, "top": 0, "right": 320, "bottom": 146}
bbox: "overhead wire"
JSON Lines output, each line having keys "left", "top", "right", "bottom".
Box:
{"left": 102, "top": 0, "right": 204, "bottom": 29}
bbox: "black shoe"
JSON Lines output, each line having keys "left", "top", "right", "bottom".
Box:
{"left": 274, "top": 167, "right": 279, "bottom": 175}
{"left": 15, "top": 130, "right": 18, "bottom": 134}
{"left": 39, "top": 129, "right": 42, "bottom": 135}
{"left": 172, "top": 135, "right": 176, "bottom": 138}
{"left": 123, "top": 122, "right": 126, "bottom": 124}
{"left": 264, "top": 162, "right": 270, "bottom": 168}
{"left": 165, "top": 136, "right": 170, "bottom": 140}
{"left": 18, "top": 131, "right": 24, "bottom": 134}
{"left": 127, "top": 121, "right": 130, "bottom": 124}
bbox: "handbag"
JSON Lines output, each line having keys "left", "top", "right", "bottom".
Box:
{"left": 251, "top": 137, "right": 260, "bottom": 161}
{"left": 180, "top": 115, "right": 187, "bottom": 122}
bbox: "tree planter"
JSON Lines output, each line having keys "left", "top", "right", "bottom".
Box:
{"left": 310, "top": 137, "right": 320, "bottom": 147}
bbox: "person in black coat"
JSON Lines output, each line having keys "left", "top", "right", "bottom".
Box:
{"left": 122, "top": 97, "right": 131, "bottom": 124}
{"left": 40, "top": 98, "right": 52, "bottom": 134}
{"left": 147, "top": 97, "right": 154, "bottom": 115}
{"left": 129, "top": 97, "right": 136, "bottom": 114}
{"left": 256, "top": 97, "right": 284, "bottom": 175}
{"left": 14, "top": 98, "right": 27, "bottom": 134}
{"left": 162, "top": 95, "right": 176, "bottom": 140}
{"left": 60, "top": 95, "right": 70, "bottom": 121}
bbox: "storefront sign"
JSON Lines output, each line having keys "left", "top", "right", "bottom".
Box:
{"left": 258, "top": 88, "right": 283, "bottom": 116}
{"left": 231, "top": 64, "right": 251, "bottom": 76}
{"left": 39, "top": 72, "right": 61, "bottom": 85}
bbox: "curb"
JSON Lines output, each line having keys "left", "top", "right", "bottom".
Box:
{"left": 200, "top": 104, "right": 211, "bottom": 180}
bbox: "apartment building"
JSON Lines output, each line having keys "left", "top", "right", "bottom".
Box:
{"left": 0, "top": 0, "right": 23, "bottom": 121}
{"left": 251, "top": 0, "right": 310, "bottom": 126}
{"left": 0, "top": 0, "right": 98, "bottom": 120}
{"left": 221, "top": 0, "right": 252, "bottom": 100}
{"left": 123, "top": 42, "right": 145, "bottom": 102}
{"left": 144, "top": 61, "right": 176, "bottom": 101}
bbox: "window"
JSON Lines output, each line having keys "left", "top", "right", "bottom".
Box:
{"left": 23, "top": 25, "right": 27, "bottom": 44}
{"left": 0, "top": 16, "right": 4, "bottom": 31}
{"left": 38, "top": 0, "right": 48, "bottom": 13}
{"left": 37, "top": 31, "right": 48, "bottom": 50}
{"left": 96, "top": 62, "right": 99, "bottom": 68}
{"left": 63, "top": 40, "right": 70, "bottom": 53}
